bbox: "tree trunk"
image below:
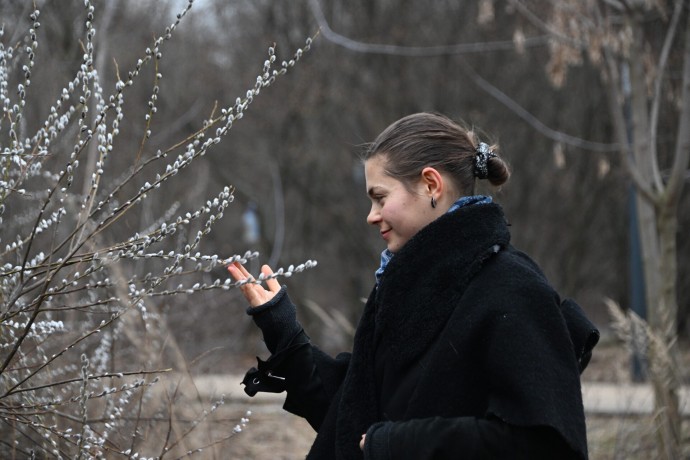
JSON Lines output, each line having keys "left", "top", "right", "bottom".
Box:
{"left": 625, "top": 12, "right": 684, "bottom": 459}
{"left": 653, "top": 200, "right": 682, "bottom": 454}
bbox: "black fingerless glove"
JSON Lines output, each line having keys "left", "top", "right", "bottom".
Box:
{"left": 246, "top": 286, "right": 303, "bottom": 354}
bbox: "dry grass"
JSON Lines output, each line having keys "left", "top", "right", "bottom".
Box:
{"left": 587, "top": 414, "right": 690, "bottom": 460}
{"left": 212, "top": 405, "right": 315, "bottom": 460}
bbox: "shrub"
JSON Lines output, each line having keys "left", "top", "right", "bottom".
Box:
{"left": 0, "top": 1, "right": 314, "bottom": 457}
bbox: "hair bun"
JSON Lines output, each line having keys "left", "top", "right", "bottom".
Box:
{"left": 486, "top": 152, "right": 510, "bottom": 186}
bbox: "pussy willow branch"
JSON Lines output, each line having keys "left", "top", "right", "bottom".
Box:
{"left": 6, "top": 368, "right": 169, "bottom": 399}
{"left": 3, "top": 254, "right": 294, "bottom": 395}
{"left": 134, "top": 57, "right": 162, "bottom": 166}
{"left": 1, "top": 312, "right": 103, "bottom": 396}
{"left": 7, "top": 174, "right": 226, "bottom": 317}
{"left": 5, "top": 34, "right": 316, "bottom": 287}
{"left": 159, "top": 393, "right": 175, "bottom": 459}
{"left": 0, "top": 269, "right": 58, "bottom": 376}
{"left": 4, "top": 0, "right": 194, "bottom": 267}
{"left": 156, "top": 386, "right": 228, "bottom": 459}
{"left": 46, "top": 36, "right": 311, "bottom": 265}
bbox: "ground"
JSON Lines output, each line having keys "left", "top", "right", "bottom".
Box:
{"left": 163, "top": 339, "right": 689, "bottom": 460}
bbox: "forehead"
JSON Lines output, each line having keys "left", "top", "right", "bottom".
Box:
{"left": 364, "top": 156, "right": 411, "bottom": 198}
{"left": 364, "top": 156, "right": 391, "bottom": 186}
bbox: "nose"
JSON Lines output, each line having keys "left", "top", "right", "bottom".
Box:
{"left": 367, "top": 204, "right": 381, "bottom": 226}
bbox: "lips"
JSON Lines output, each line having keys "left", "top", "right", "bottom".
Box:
{"left": 381, "top": 229, "right": 391, "bottom": 240}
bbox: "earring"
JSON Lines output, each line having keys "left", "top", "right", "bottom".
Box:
{"left": 431, "top": 196, "right": 437, "bottom": 208}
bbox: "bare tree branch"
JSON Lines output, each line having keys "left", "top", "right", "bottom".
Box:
{"left": 459, "top": 59, "right": 619, "bottom": 152}
{"left": 308, "top": 0, "right": 550, "bottom": 56}
{"left": 508, "top": 0, "right": 587, "bottom": 49}
{"left": 308, "top": 0, "right": 617, "bottom": 153}
{"left": 667, "top": 13, "right": 690, "bottom": 204}
{"left": 650, "top": 0, "right": 685, "bottom": 172}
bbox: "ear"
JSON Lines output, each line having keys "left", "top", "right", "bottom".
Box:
{"left": 420, "top": 167, "right": 444, "bottom": 198}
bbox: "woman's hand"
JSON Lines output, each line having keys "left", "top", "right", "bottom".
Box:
{"left": 360, "top": 434, "right": 366, "bottom": 451}
{"left": 227, "top": 262, "right": 281, "bottom": 307}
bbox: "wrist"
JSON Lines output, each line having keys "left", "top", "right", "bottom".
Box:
{"left": 246, "top": 286, "right": 302, "bottom": 353}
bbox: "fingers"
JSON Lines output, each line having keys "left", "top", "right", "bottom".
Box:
{"left": 262, "top": 265, "right": 281, "bottom": 293}
{"left": 227, "top": 263, "right": 251, "bottom": 285}
{"left": 227, "top": 262, "right": 255, "bottom": 296}
{"left": 232, "top": 261, "right": 252, "bottom": 279}
{"left": 226, "top": 261, "right": 281, "bottom": 307}
{"left": 228, "top": 262, "right": 278, "bottom": 288}
{"left": 226, "top": 263, "right": 241, "bottom": 280}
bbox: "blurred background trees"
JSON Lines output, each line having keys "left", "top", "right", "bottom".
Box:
{"left": 184, "top": 0, "right": 689, "bottom": 357}
{"left": 1, "top": 0, "right": 688, "bottom": 456}
{"left": 2, "top": 0, "right": 683, "bottom": 365}
{"left": 508, "top": 1, "right": 689, "bottom": 455}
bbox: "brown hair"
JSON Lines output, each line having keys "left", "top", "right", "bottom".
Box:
{"left": 364, "top": 112, "right": 510, "bottom": 195}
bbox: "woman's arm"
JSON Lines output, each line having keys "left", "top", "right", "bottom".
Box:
{"left": 228, "top": 262, "right": 350, "bottom": 430}
{"left": 242, "top": 287, "right": 350, "bottom": 429}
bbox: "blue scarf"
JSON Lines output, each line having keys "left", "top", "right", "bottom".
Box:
{"left": 374, "top": 195, "right": 493, "bottom": 284}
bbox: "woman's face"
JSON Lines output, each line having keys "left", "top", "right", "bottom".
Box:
{"left": 365, "top": 156, "right": 438, "bottom": 253}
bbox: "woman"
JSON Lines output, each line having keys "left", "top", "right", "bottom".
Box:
{"left": 228, "top": 112, "right": 599, "bottom": 459}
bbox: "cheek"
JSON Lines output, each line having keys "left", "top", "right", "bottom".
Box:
{"left": 380, "top": 201, "right": 404, "bottom": 223}
{"left": 382, "top": 198, "right": 418, "bottom": 231}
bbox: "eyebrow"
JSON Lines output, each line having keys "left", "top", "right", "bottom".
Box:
{"left": 367, "top": 186, "right": 383, "bottom": 198}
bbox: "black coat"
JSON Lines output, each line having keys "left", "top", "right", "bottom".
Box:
{"left": 243, "top": 203, "right": 599, "bottom": 459}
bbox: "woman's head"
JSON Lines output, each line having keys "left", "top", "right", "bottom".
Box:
{"left": 364, "top": 112, "right": 510, "bottom": 195}
{"left": 363, "top": 112, "right": 510, "bottom": 252}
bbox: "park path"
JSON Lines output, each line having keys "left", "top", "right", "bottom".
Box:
{"left": 191, "top": 374, "right": 690, "bottom": 416}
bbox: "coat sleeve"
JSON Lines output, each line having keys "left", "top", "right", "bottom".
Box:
{"left": 363, "top": 416, "right": 576, "bottom": 460}
{"left": 242, "top": 287, "right": 350, "bottom": 430}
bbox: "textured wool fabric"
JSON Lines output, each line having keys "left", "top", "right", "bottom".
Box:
{"left": 374, "top": 194, "right": 492, "bottom": 284}
{"left": 243, "top": 203, "right": 598, "bottom": 460}
{"left": 246, "top": 286, "right": 302, "bottom": 353}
